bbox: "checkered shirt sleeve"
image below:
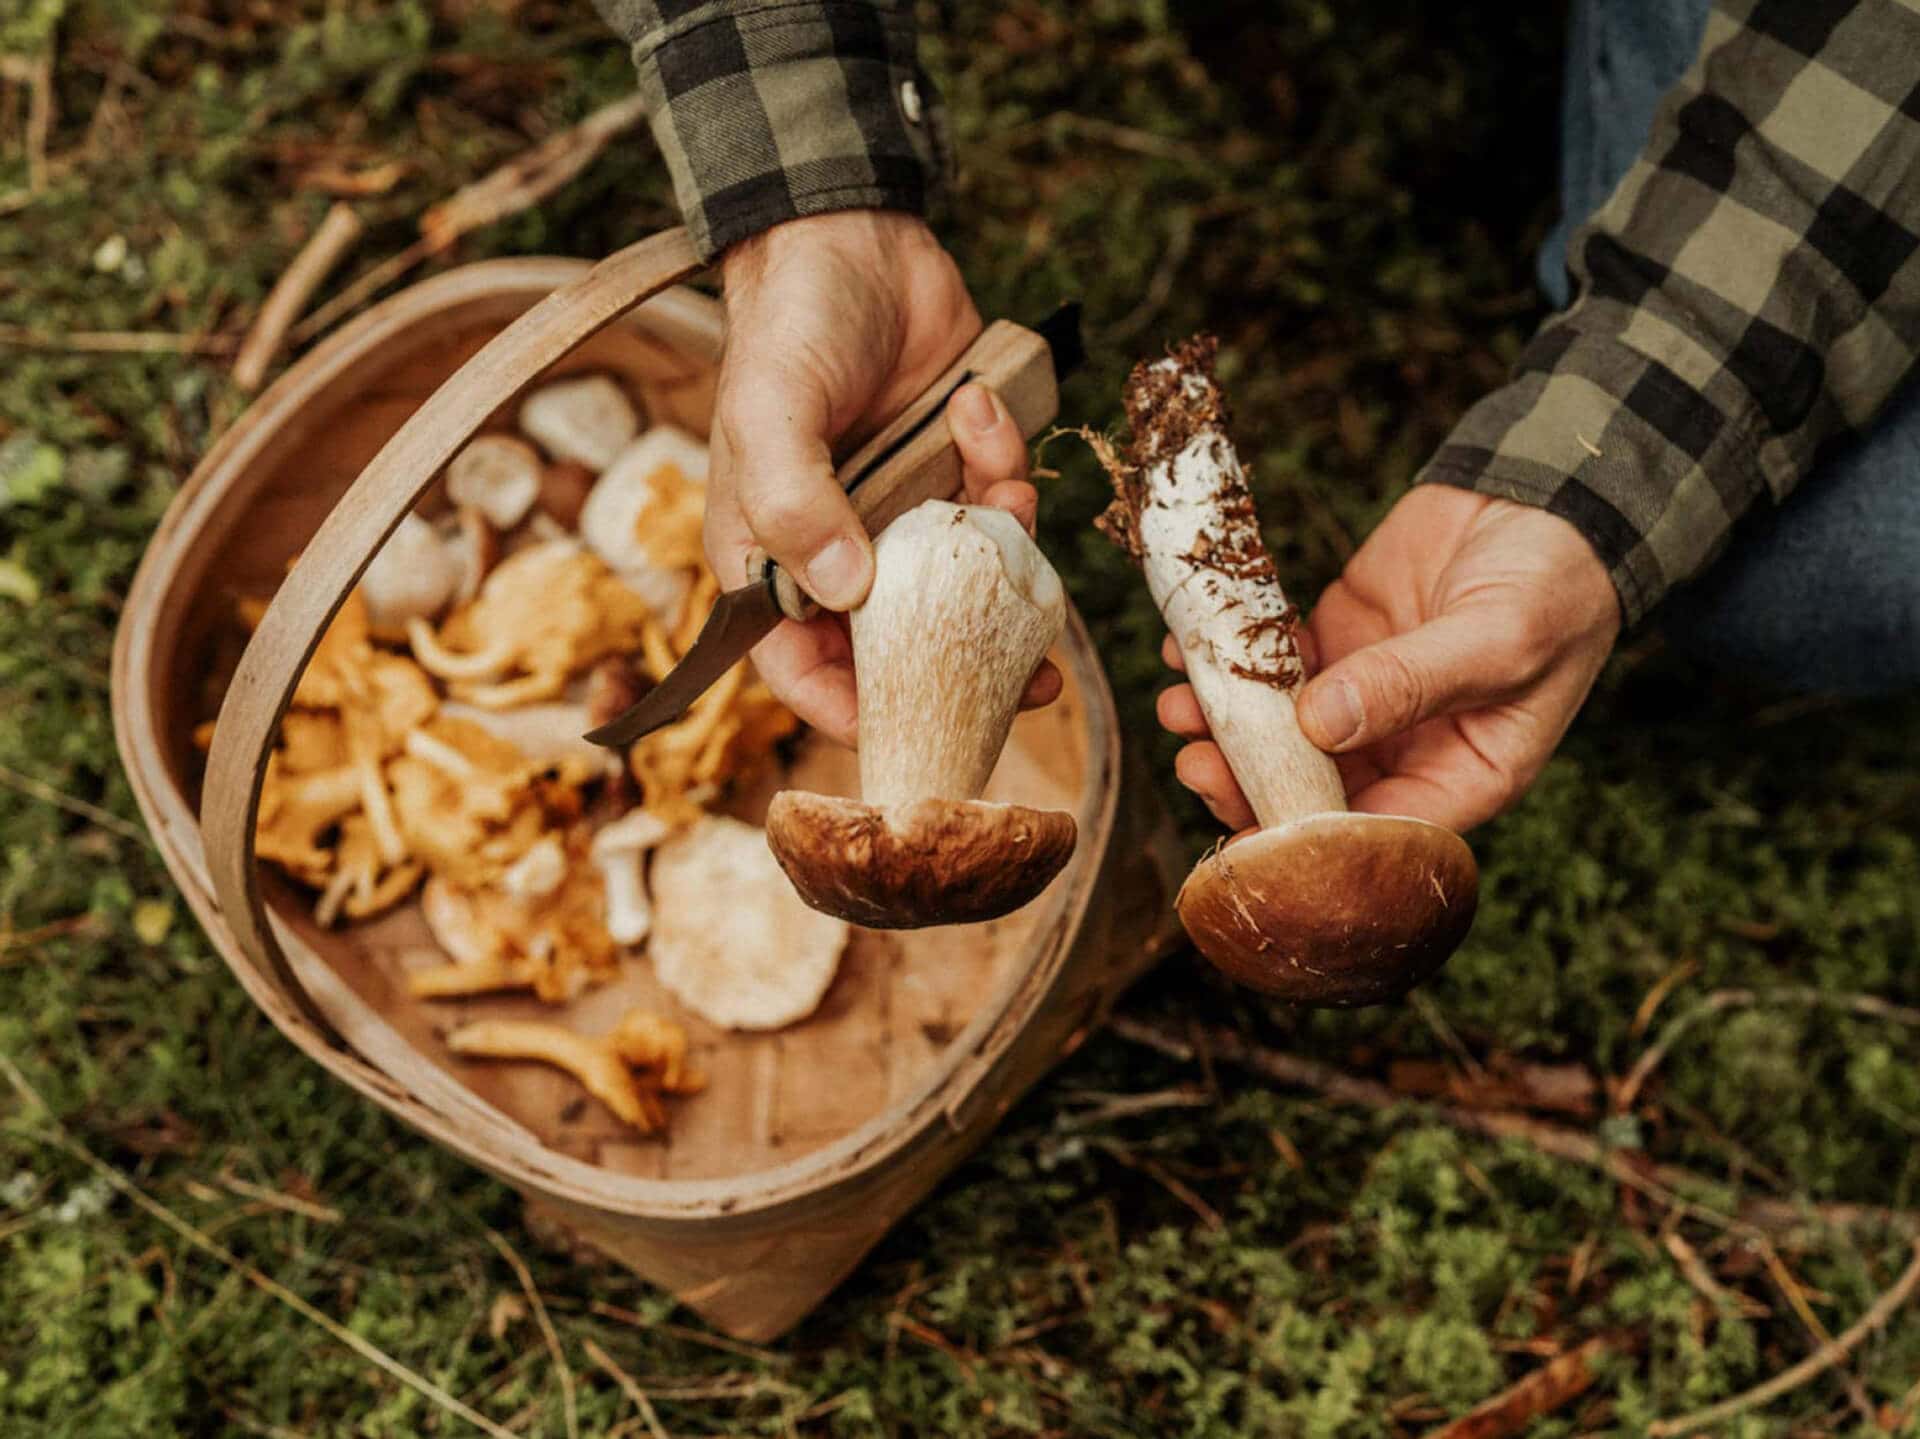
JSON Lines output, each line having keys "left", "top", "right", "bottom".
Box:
{"left": 592, "top": 0, "right": 942, "bottom": 260}
{"left": 1420, "top": 0, "right": 1920, "bottom": 625}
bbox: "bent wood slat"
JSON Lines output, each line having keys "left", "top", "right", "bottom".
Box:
{"left": 201, "top": 228, "right": 704, "bottom": 1038}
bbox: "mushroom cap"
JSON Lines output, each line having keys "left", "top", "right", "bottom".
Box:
{"left": 765, "top": 791, "right": 1077, "bottom": 930}
{"left": 649, "top": 815, "right": 850, "bottom": 1030}
{"left": 1176, "top": 812, "right": 1478, "bottom": 1007}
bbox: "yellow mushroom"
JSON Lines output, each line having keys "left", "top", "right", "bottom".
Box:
{"left": 445, "top": 1009, "right": 702, "bottom": 1133}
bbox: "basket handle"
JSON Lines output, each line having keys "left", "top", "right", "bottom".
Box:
{"left": 201, "top": 228, "right": 704, "bottom": 1042}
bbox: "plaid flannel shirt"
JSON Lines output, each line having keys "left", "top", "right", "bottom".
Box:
{"left": 1423, "top": 0, "right": 1920, "bottom": 623}
{"left": 600, "top": 0, "right": 1920, "bottom": 624}
{"left": 592, "top": 0, "right": 941, "bottom": 260}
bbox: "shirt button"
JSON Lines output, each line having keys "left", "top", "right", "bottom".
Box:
{"left": 899, "top": 79, "right": 924, "bottom": 124}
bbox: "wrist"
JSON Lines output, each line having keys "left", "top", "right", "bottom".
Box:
{"left": 722, "top": 211, "right": 939, "bottom": 289}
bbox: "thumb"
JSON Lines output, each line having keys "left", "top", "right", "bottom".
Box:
{"left": 716, "top": 362, "right": 872, "bottom": 610}
{"left": 1296, "top": 608, "right": 1524, "bottom": 753}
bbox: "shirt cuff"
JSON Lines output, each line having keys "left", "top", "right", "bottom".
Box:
{"left": 615, "top": 2, "right": 941, "bottom": 260}
{"left": 1415, "top": 321, "right": 1771, "bottom": 627}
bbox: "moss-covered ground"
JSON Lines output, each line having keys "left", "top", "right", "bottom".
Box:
{"left": 3, "top": 2, "right": 1918, "bottom": 1433}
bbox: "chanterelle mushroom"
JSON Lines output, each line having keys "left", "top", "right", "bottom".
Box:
{"left": 651, "top": 815, "right": 850, "bottom": 1030}
{"left": 765, "top": 500, "right": 1077, "bottom": 929}
{"left": 1092, "top": 337, "right": 1478, "bottom": 1006}
{"left": 445, "top": 1008, "right": 702, "bottom": 1133}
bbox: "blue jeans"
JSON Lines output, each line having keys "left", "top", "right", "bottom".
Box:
{"left": 1540, "top": 0, "right": 1920, "bottom": 695}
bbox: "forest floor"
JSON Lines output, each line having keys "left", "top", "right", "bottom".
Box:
{"left": 3, "top": 2, "right": 1919, "bottom": 1435}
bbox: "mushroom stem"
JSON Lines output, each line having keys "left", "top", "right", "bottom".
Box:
{"left": 852, "top": 502, "right": 1063, "bottom": 808}
{"left": 766, "top": 500, "right": 1078, "bottom": 930}
{"left": 1103, "top": 349, "right": 1344, "bottom": 827}
{"left": 1093, "top": 337, "right": 1478, "bottom": 1006}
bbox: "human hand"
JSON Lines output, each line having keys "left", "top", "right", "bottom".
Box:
{"left": 1157, "top": 485, "right": 1621, "bottom": 833}
{"left": 705, "top": 210, "right": 1057, "bottom": 747}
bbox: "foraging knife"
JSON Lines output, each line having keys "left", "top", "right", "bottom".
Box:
{"left": 584, "top": 304, "right": 1085, "bottom": 749}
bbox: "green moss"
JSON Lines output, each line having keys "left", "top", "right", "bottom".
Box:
{"left": 4, "top": 0, "right": 1918, "bottom": 1432}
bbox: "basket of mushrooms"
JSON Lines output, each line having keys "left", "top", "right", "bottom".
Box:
{"left": 112, "top": 231, "right": 1183, "bottom": 1340}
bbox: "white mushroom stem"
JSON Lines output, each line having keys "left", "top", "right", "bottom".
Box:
{"left": 1102, "top": 354, "right": 1344, "bottom": 828}
{"left": 851, "top": 501, "right": 1065, "bottom": 809}
{"left": 498, "top": 833, "right": 566, "bottom": 902}
{"left": 589, "top": 809, "right": 672, "bottom": 946}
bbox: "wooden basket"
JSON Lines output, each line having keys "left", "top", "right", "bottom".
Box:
{"left": 111, "top": 230, "right": 1182, "bottom": 1340}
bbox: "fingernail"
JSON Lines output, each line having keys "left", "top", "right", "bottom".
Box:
{"left": 806, "top": 536, "right": 871, "bottom": 609}
{"left": 1302, "top": 678, "right": 1362, "bottom": 750}
{"left": 953, "top": 382, "right": 999, "bottom": 434}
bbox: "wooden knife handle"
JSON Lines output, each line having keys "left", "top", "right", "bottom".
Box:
{"left": 745, "top": 318, "right": 1060, "bottom": 622}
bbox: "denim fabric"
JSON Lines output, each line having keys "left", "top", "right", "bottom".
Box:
{"left": 1543, "top": 0, "right": 1920, "bottom": 694}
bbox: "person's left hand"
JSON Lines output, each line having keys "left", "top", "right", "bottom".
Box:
{"left": 1157, "top": 484, "right": 1622, "bottom": 833}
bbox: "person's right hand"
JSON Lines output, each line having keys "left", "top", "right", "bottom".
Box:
{"left": 706, "top": 210, "right": 1054, "bottom": 747}
{"left": 1156, "top": 485, "right": 1621, "bottom": 833}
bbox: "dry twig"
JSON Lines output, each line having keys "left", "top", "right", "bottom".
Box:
{"left": 1618, "top": 987, "right": 1920, "bottom": 1112}
{"left": 290, "top": 91, "right": 652, "bottom": 344}
{"left": 231, "top": 203, "right": 365, "bottom": 391}
{"left": 1419, "top": 1335, "right": 1618, "bottom": 1439}
{"left": 582, "top": 1336, "right": 669, "bottom": 1439}
{"left": 1108, "top": 1016, "right": 1918, "bottom": 1241}
{"left": 0, "top": 325, "right": 239, "bottom": 356}
{"left": 1645, "top": 1241, "right": 1920, "bottom": 1437}
{"left": 217, "top": 1171, "right": 342, "bottom": 1225}
{"left": 1754, "top": 1237, "right": 1877, "bottom": 1427}
{"left": 485, "top": 1228, "right": 578, "bottom": 1439}
{"left": 0, "top": 761, "right": 155, "bottom": 847}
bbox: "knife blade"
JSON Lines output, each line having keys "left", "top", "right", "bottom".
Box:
{"left": 584, "top": 304, "right": 1083, "bottom": 750}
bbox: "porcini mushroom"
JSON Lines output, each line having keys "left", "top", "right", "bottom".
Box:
{"left": 1092, "top": 337, "right": 1477, "bottom": 1005}
{"left": 445, "top": 434, "right": 541, "bottom": 531}
{"left": 517, "top": 373, "right": 638, "bottom": 471}
{"left": 651, "top": 815, "right": 850, "bottom": 1030}
{"left": 764, "top": 500, "right": 1077, "bottom": 929}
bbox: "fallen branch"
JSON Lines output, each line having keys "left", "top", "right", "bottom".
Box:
{"left": 1419, "top": 1334, "right": 1618, "bottom": 1439}
{"left": 1645, "top": 1240, "right": 1920, "bottom": 1437}
{"left": 418, "top": 91, "right": 649, "bottom": 251}
{"left": 1618, "top": 987, "right": 1920, "bottom": 1112}
{"left": 231, "top": 202, "right": 364, "bottom": 392}
{"left": 1107, "top": 1016, "right": 1918, "bottom": 1240}
{"left": 290, "top": 91, "right": 652, "bottom": 344}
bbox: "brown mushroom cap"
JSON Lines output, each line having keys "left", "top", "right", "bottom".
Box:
{"left": 1176, "top": 812, "right": 1478, "bottom": 1007}
{"left": 766, "top": 791, "right": 1077, "bottom": 930}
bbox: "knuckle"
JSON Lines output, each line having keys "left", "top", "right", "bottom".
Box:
{"left": 739, "top": 484, "right": 824, "bottom": 547}
{"left": 1366, "top": 646, "right": 1431, "bottom": 730}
